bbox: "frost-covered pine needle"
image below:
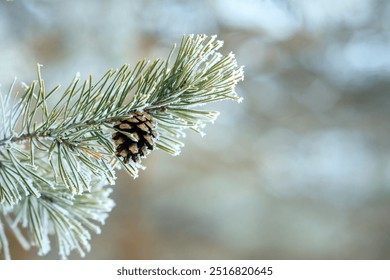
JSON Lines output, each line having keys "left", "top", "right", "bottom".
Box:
{"left": 0, "top": 34, "right": 243, "bottom": 259}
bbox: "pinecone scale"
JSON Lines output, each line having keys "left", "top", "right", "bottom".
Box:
{"left": 112, "top": 111, "right": 157, "bottom": 164}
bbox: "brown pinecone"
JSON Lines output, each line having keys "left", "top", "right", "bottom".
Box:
{"left": 112, "top": 111, "right": 158, "bottom": 164}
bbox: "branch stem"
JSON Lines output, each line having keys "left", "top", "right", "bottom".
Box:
{"left": 0, "top": 106, "right": 165, "bottom": 146}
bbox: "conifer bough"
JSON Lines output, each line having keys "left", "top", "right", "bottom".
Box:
{"left": 0, "top": 34, "right": 244, "bottom": 259}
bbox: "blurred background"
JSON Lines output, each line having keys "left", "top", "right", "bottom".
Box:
{"left": 1, "top": 0, "right": 390, "bottom": 259}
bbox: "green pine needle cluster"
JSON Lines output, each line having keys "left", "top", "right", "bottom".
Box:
{"left": 0, "top": 34, "right": 243, "bottom": 259}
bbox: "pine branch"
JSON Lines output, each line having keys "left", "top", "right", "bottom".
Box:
{"left": 0, "top": 34, "right": 243, "bottom": 259}
{"left": 0, "top": 153, "right": 114, "bottom": 259}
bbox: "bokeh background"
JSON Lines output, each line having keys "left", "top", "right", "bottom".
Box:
{"left": 1, "top": 0, "right": 390, "bottom": 259}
